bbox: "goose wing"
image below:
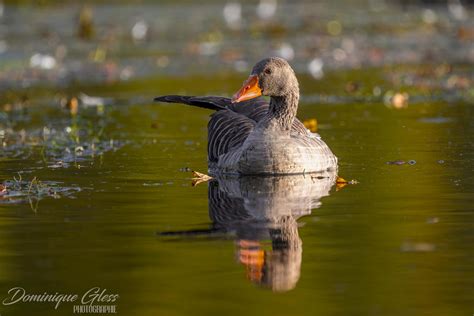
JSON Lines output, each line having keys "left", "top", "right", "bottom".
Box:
{"left": 155, "top": 95, "right": 310, "bottom": 161}
{"left": 209, "top": 97, "right": 309, "bottom": 163}
{"left": 207, "top": 99, "right": 262, "bottom": 162}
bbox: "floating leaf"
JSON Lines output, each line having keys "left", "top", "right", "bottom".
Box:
{"left": 0, "top": 184, "right": 7, "bottom": 196}
{"left": 386, "top": 160, "right": 406, "bottom": 165}
{"left": 191, "top": 171, "right": 213, "bottom": 186}
{"left": 69, "top": 97, "right": 79, "bottom": 116}
{"left": 336, "top": 177, "right": 347, "bottom": 184}
{"left": 345, "top": 81, "right": 360, "bottom": 93}
{"left": 384, "top": 91, "right": 409, "bottom": 109}
{"left": 335, "top": 176, "right": 358, "bottom": 190}
{"left": 392, "top": 92, "right": 409, "bottom": 108}
{"left": 303, "top": 118, "right": 318, "bottom": 132}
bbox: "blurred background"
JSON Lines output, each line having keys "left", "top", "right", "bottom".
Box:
{"left": 0, "top": 0, "right": 474, "bottom": 97}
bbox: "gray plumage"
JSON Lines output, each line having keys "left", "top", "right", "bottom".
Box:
{"left": 154, "top": 57, "right": 338, "bottom": 175}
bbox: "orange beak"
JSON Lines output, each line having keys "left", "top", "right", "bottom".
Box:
{"left": 231, "top": 75, "right": 262, "bottom": 103}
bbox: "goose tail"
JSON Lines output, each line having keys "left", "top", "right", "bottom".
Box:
{"left": 153, "top": 95, "right": 229, "bottom": 111}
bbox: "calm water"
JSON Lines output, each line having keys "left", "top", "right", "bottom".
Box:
{"left": 1, "top": 1, "right": 474, "bottom": 315}
{"left": 0, "top": 73, "right": 473, "bottom": 315}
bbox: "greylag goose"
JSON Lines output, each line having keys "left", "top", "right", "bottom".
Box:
{"left": 154, "top": 57, "right": 338, "bottom": 175}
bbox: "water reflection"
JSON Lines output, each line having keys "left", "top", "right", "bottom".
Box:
{"left": 162, "top": 171, "right": 337, "bottom": 292}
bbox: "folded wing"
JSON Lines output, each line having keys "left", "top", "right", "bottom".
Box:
{"left": 154, "top": 95, "right": 309, "bottom": 163}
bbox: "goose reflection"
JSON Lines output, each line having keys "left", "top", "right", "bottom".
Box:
{"left": 162, "top": 171, "right": 337, "bottom": 292}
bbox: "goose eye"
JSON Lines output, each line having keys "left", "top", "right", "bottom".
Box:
{"left": 264, "top": 68, "right": 272, "bottom": 75}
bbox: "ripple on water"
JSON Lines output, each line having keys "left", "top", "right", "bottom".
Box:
{"left": 418, "top": 117, "right": 454, "bottom": 124}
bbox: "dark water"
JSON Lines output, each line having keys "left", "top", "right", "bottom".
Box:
{"left": 1, "top": 1, "right": 474, "bottom": 315}
{"left": 1, "top": 75, "right": 473, "bottom": 315}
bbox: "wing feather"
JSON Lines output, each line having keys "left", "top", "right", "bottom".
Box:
{"left": 156, "top": 95, "right": 313, "bottom": 162}
{"left": 208, "top": 109, "right": 256, "bottom": 162}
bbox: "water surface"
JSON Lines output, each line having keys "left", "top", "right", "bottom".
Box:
{"left": 0, "top": 1, "right": 473, "bottom": 315}
{"left": 1, "top": 77, "right": 473, "bottom": 315}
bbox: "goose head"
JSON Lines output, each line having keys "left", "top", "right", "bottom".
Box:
{"left": 232, "top": 57, "right": 299, "bottom": 103}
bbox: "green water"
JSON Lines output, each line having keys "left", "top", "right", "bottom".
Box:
{"left": 1, "top": 1, "right": 474, "bottom": 313}
{"left": 0, "top": 70, "right": 473, "bottom": 315}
